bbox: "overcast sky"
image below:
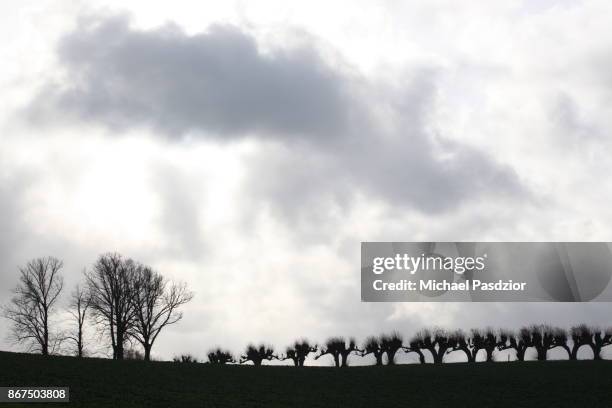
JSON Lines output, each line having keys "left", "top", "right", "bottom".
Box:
{"left": 1, "top": 0, "right": 612, "bottom": 364}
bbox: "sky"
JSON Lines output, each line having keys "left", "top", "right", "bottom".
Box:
{"left": 1, "top": 0, "right": 612, "bottom": 364}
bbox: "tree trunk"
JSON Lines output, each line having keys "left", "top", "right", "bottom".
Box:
{"left": 433, "top": 351, "right": 444, "bottom": 364}
{"left": 415, "top": 350, "right": 426, "bottom": 364}
{"left": 485, "top": 348, "right": 494, "bottom": 362}
{"left": 570, "top": 344, "right": 580, "bottom": 360}
{"left": 333, "top": 354, "right": 340, "bottom": 367}
{"left": 516, "top": 348, "right": 526, "bottom": 361}
{"left": 144, "top": 343, "right": 152, "bottom": 361}
{"left": 593, "top": 345, "right": 602, "bottom": 360}
{"left": 374, "top": 353, "right": 383, "bottom": 366}
{"left": 459, "top": 347, "right": 475, "bottom": 363}
{"left": 387, "top": 350, "right": 397, "bottom": 365}
{"left": 43, "top": 309, "right": 49, "bottom": 356}
{"left": 536, "top": 347, "right": 547, "bottom": 361}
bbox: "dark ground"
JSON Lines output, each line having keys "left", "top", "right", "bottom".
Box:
{"left": 0, "top": 351, "right": 610, "bottom": 407}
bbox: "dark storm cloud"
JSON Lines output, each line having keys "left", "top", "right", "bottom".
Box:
{"left": 27, "top": 13, "right": 526, "bottom": 215}
{"left": 31, "top": 14, "right": 355, "bottom": 140}
{"left": 248, "top": 73, "right": 524, "bottom": 218}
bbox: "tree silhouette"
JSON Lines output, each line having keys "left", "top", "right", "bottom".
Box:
{"left": 402, "top": 338, "right": 426, "bottom": 364}
{"left": 281, "top": 340, "right": 317, "bottom": 367}
{"left": 449, "top": 328, "right": 502, "bottom": 363}
{"left": 552, "top": 327, "right": 571, "bottom": 359}
{"left": 380, "top": 332, "right": 403, "bottom": 365}
{"left": 592, "top": 327, "right": 612, "bottom": 360}
{"left": 65, "top": 284, "right": 90, "bottom": 357}
{"left": 129, "top": 265, "right": 193, "bottom": 361}
{"left": 240, "top": 344, "right": 277, "bottom": 366}
{"left": 86, "top": 253, "right": 138, "bottom": 360}
{"left": 447, "top": 330, "right": 478, "bottom": 362}
{"left": 174, "top": 354, "right": 199, "bottom": 363}
{"left": 2, "top": 257, "right": 64, "bottom": 355}
{"left": 498, "top": 328, "right": 530, "bottom": 361}
{"left": 570, "top": 324, "right": 594, "bottom": 360}
{"left": 362, "top": 336, "right": 384, "bottom": 366}
{"left": 527, "top": 325, "right": 566, "bottom": 361}
{"left": 316, "top": 337, "right": 361, "bottom": 367}
{"left": 498, "top": 325, "right": 567, "bottom": 361}
{"left": 207, "top": 348, "right": 235, "bottom": 364}
{"left": 409, "top": 329, "right": 452, "bottom": 364}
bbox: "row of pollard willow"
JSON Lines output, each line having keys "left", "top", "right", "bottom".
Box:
{"left": 200, "top": 324, "right": 612, "bottom": 367}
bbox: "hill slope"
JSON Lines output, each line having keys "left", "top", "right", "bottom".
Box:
{"left": 1, "top": 351, "right": 610, "bottom": 407}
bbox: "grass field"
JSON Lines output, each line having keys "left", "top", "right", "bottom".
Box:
{"left": 1, "top": 351, "right": 610, "bottom": 407}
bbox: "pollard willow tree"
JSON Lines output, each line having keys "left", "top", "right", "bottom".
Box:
{"left": 409, "top": 329, "right": 453, "bottom": 364}
{"left": 448, "top": 328, "right": 502, "bottom": 362}
{"left": 316, "top": 337, "right": 362, "bottom": 367}
{"left": 2, "top": 257, "right": 64, "bottom": 355}
{"left": 240, "top": 344, "right": 278, "bottom": 366}
{"left": 381, "top": 332, "right": 403, "bottom": 365}
{"left": 130, "top": 265, "right": 193, "bottom": 361}
{"left": 281, "top": 340, "right": 317, "bottom": 367}
{"left": 362, "top": 336, "right": 384, "bottom": 366}
{"left": 207, "top": 348, "right": 235, "bottom": 364}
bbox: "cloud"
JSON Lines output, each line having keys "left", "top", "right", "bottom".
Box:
{"left": 27, "top": 13, "right": 526, "bottom": 216}
{"left": 30, "top": 14, "right": 357, "bottom": 141}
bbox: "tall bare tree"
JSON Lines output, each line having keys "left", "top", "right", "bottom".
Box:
{"left": 85, "top": 253, "right": 137, "bottom": 360}
{"left": 129, "top": 265, "right": 193, "bottom": 361}
{"left": 2, "top": 257, "right": 64, "bottom": 355}
{"left": 65, "top": 284, "right": 89, "bottom": 357}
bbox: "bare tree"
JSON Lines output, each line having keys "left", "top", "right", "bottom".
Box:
{"left": 240, "top": 344, "right": 277, "bottom": 366}
{"left": 498, "top": 328, "right": 528, "bottom": 361}
{"left": 409, "top": 329, "right": 452, "bottom": 364}
{"left": 207, "top": 348, "right": 235, "bottom": 364}
{"left": 316, "top": 337, "right": 361, "bottom": 367}
{"left": 449, "top": 328, "right": 502, "bottom": 362}
{"left": 381, "top": 332, "right": 403, "bottom": 365}
{"left": 362, "top": 336, "right": 384, "bottom": 366}
{"left": 85, "top": 253, "right": 137, "bottom": 360}
{"left": 2, "top": 257, "right": 64, "bottom": 355}
{"left": 281, "top": 340, "right": 317, "bottom": 367}
{"left": 570, "top": 324, "right": 593, "bottom": 360}
{"left": 403, "top": 338, "right": 426, "bottom": 364}
{"left": 447, "top": 330, "right": 478, "bottom": 362}
{"left": 174, "top": 354, "right": 199, "bottom": 363}
{"left": 129, "top": 265, "right": 193, "bottom": 361}
{"left": 64, "top": 284, "right": 90, "bottom": 357}
{"left": 591, "top": 327, "right": 612, "bottom": 360}
{"left": 498, "top": 325, "right": 566, "bottom": 361}
{"left": 527, "top": 324, "right": 566, "bottom": 361}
